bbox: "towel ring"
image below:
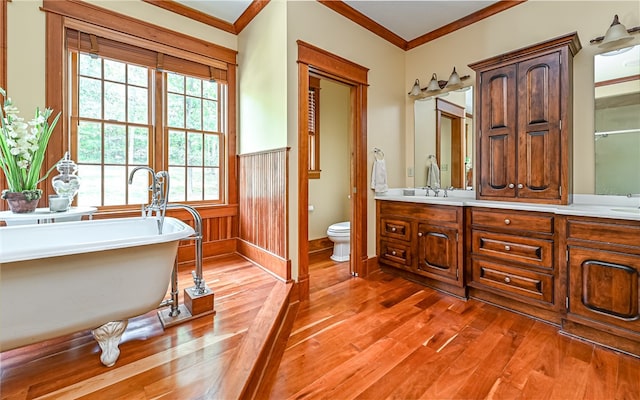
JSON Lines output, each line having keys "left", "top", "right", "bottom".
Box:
{"left": 373, "top": 147, "right": 385, "bottom": 160}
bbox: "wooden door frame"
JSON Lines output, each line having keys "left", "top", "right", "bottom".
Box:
{"left": 296, "top": 40, "right": 369, "bottom": 300}
{"left": 435, "top": 98, "right": 466, "bottom": 189}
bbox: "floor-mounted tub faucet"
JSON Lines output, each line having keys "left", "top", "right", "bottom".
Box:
{"left": 128, "top": 166, "right": 169, "bottom": 234}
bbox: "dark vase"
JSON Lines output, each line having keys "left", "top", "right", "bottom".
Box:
{"left": 4, "top": 192, "right": 40, "bottom": 213}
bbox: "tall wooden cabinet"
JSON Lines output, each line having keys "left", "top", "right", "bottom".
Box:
{"left": 469, "top": 32, "right": 581, "bottom": 204}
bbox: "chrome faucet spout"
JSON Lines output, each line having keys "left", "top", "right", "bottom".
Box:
{"left": 127, "top": 167, "right": 170, "bottom": 233}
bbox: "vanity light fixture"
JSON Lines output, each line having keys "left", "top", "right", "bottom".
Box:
{"left": 408, "top": 67, "right": 471, "bottom": 100}
{"left": 590, "top": 14, "right": 640, "bottom": 48}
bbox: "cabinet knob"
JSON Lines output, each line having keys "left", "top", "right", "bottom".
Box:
{"left": 418, "top": 232, "right": 423, "bottom": 237}
{"left": 508, "top": 183, "right": 515, "bottom": 189}
{"left": 517, "top": 183, "right": 524, "bottom": 189}
{"left": 505, "top": 245, "right": 511, "bottom": 251}
{"left": 504, "top": 219, "right": 511, "bottom": 225}
{"left": 504, "top": 276, "right": 511, "bottom": 283}
{"left": 391, "top": 250, "right": 397, "bottom": 256}
{"left": 391, "top": 227, "right": 397, "bottom": 232}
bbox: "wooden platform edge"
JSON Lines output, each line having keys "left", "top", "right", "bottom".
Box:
{"left": 202, "top": 280, "right": 297, "bottom": 400}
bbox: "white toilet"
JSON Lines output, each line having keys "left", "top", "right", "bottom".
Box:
{"left": 327, "top": 221, "right": 350, "bottom": 262}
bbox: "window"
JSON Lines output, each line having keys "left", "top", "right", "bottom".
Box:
{"left": 67, "top": 31, "right": 227, "bottom": 208}
{"left": 308, "top": 76, "right": 321, "bottom": 179}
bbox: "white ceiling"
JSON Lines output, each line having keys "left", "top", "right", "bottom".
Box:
{"left": 175, "top": 0, "right": 501, "bottom": 41}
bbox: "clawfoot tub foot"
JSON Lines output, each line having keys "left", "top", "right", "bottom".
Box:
{"left": 91, "top": 320, "right": 128, "bottom": 367}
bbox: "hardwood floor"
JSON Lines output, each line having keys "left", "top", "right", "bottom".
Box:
{"left": 267, "top": 250, "right": 640, "bottom": 400}
{"left": 2, "top": 250, "right": 639, "bottom": 399}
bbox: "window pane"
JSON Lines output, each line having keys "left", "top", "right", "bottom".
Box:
{"left": 79, "top": 77, "right": 102, "bottom": 119}
{"left": 104, "top": 124, "right": 126, "bottom": 164}
{"left": 168, "top": 130, "right": 186, "bottom": 165}
{"left": 169, "top": 166, "right": 185, "bottom": 202}
{"left": 186, "top": 97, "right": 202, "bottom": 130}
{"left": 203, "top": 99, "right": 218, "bottom": 131}
{"left": 77, "top": 121, "right": 102, "bottom": 163}
{"left": 79, "top": 53, "right": 101, "bottom": 78}
{"left": 188, "top": 132, "right": 203, "bottom": 166}
{"left": 104, "top": 166, "right": 126, "bottom": 205}
{"left": 167, "top": 73, "right": 184, "bottom": 93}
{"left": 204, "top": 134, "right": 219, "bottom": 167}
{"left": 128, "top": 86, "right": 148, "bottom": 124}
{"left": 129, "top": 127, "right": 149, "bottom": 165}
{"left": 77, "top": 165, "right": 102, "bottom": 206}
{"left": 203, "top": 80, "right": 217, "bottom": 100}
{"left": 204, "top": 167, "right": 219, "bottom": 200}
{"left": 104, "top": 59, "right": 126, "bottom": 83}
{"left": 104, "top": 81, "right": 125, "bottom": 121}
{"left": 186, "top": 77, "right": 201, "bottom": 97}
{"left": 167, "top": 93, "right": 185, "bottom": 128}
{"left": 187, "top": 167, "right": 203, "bottom": 201}
{"left": 128, "top": 64, "right": 148, "bottom": 87}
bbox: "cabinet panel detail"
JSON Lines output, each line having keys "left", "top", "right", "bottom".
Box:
{"left": 582, "top": 260, "right": 638, "bottom": 319}
{"left": 472, "top": 258, "right": 553, "bottom": 303}
{"left": 472, "top": 230, "right": 552, "bottom": 269}
{"left": 568, "top": 246, "right": 640, "bottom": 331}
{"left": 488, "top": 73, "right": 512, "bottom": 129}
{"left": 417, "top": 224, "right": 458, "bottom": 283}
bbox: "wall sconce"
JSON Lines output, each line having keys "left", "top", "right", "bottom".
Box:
{"left": 408, "top": 67, "right": 471, "bottom": 100}
{"left": 590, "top": 14, "right": 640, "bottom": 48}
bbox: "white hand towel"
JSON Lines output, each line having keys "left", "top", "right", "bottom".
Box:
{"left": 427, "top": 160, "right": 440, "bottom": 189}
{"left": 371, "top": 159, "right": 388, "bottom": 193}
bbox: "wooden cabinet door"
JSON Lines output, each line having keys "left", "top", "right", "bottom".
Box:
{"left": 568, "top": 246, "right": 640, "bottom": 332}
{"left": 517, "top": 52, "right": 562, "bottom": 200}
{"left": 416, "top": 223, "right": 461, "bottom": 285}
{"left": 478, "top": 64, "right": 517, "bottom": 198}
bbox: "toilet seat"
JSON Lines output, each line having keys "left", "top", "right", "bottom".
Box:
{"left": 327, "top": 221, "right": 350, "bottom": 236}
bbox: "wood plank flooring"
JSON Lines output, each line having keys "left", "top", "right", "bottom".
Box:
{"left": 266, "top": 250, "right": 640, "bottom": 400}
{"left": 2, "top": 250, "right": 639, "bottom": 399}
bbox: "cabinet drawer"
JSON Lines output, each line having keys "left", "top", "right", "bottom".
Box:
{"left": 567, "top": 219, "right": 640, "bottom": 249}
{"left": 380, "top": 218, "right": 411, "bottom": 241}
{"left": 472, "top": 230, "right": 553, "bottom": 269}
{"left": 379, "top": 240, "right": 412, "bottom": 268}
{"left": 471, "top": 259, "right": 554, "bottom": 304}
{"left": 472, "top": 208, "right": 554, "bottom": 234}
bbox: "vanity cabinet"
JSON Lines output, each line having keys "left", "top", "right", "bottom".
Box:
{"left": 467, "top": 207, "right": 561, "bottom": 323}
{"left": 562, "top": 216, "right": 640, "bottom": 356}
{"left": 469, "top": 32, "right": 581, "bottom": 205}
{"left": 377, "top": 200, "right": 464, "bottom": 297}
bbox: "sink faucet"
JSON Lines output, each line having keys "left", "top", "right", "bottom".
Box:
{"left": 443, "top": 186, "right": 454, "bottom": 198}
{"left": 128, "top": 167, "right": 170, "bottom": 233}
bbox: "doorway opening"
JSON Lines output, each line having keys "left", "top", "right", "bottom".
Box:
{"left": 296, "top": 41, "right": 369, "bottom": 300}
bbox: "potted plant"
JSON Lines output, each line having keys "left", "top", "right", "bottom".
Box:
{"left": 0, "top": 87, "right": 61, "bottom": 213}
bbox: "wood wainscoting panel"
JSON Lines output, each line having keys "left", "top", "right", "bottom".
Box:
{"left": 239, "top": 148, "right": 290, "bottom": 280}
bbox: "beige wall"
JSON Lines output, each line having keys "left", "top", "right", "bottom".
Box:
{"left": 237, "top": 0, "right": 288, "bottom": 154}
{"left": 405, "top": 0, "right": 640, "bottom": 194}
{"left": 308, "top": 78, "right": 351, "bottom": 240}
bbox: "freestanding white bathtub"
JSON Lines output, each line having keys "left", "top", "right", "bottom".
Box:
{"left": 0, "top": 216, "right": 194, "bottom": 366}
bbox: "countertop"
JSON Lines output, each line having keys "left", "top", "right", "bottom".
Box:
{"left": 375, "top": 189, "right": 640, "bottom": 221}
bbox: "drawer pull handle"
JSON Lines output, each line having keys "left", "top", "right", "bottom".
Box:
{"left": 504, "top": 276, "right": 511, "bottom": 283}
{"left": 504, "top": 219, "right": 511, "bottom": 225}
{"left": 505, "top": 245, "right": 511, "bottom": 251}
{"left": 418, "top": 232, "right": 423, "bottom": 237}
{"left": 517, "top": 183, "right": 524, "bottom": 189}
{"left": 391, "top": 250, "right": 397, "bottom": 256}
{"left": 508, "top": 183, "right": 515, "bottom": 189}
{"left": 391, "top": 227, "right": 397, "bottom": 232}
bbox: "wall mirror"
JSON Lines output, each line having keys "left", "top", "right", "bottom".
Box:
{"left": 594, "top": 43, "right": 640, "bottom": 195}
{"left": 414, "top": 88, "right": 474, "bottom": 190}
